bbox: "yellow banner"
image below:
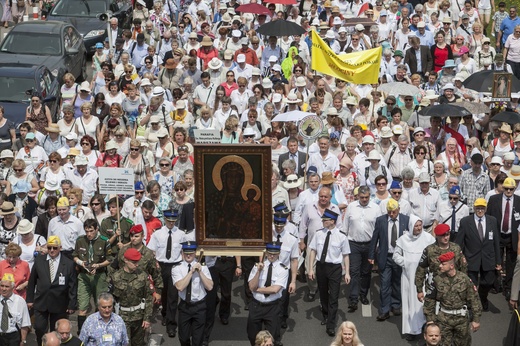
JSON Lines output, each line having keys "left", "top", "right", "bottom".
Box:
{"left": 311, "top": 30, "right": 382, "bottom": 85}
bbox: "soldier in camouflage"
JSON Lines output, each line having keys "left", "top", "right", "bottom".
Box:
{"left": 111, "top": 224, "right": 163, "bottom": 305}
{"left": 109, "top": 248, "right": 153, "bottom": 346}
{"left": 73, "top": 219, "right": 113, "bottom": 334}
{"left": 415, "top": 224, "right": 467, "bottom": 303}
{"left": 424, "top": 251, "right": 482, "bottom": 346}
{"left": 100, "top": 197, "right": 134, "bottom": 256}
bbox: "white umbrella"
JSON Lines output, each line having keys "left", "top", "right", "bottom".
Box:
{"left": 273, "top": 110, "right": 315, "bottom": 122}
{"left": 378, "top": 82, "right": 421, "bottom": 96}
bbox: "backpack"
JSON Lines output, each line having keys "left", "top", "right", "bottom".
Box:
{"left": 242, "top": 120, "right": 262, "bottom": 134}
{"left": 387, "top": 146, "right": 413, "bottom": 162}
{"left": 493, "top": 137, "right": 514, "bottom": 150}
{"left": 365, "top": 165, "right": 388, "bottom": 182}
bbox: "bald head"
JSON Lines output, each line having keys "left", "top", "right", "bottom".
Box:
{"left": 42, "top": 332, "right": 61, "bottom": 346}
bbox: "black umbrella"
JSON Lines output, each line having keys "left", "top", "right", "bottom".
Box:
{"left": 491, "top": 111, "right": 520, "bottom": 124}
{"left": 462, "top": 70, "right": 520, "bottom": 93}
{"left": 418, "top": 103, "right": 471, "bottom": 117}
{"left": 256, "top": 20, "right": 306, "bottom": 37}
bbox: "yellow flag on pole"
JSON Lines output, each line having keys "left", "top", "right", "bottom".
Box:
{"left": 311, "top": 30, "right": 382, "bottom": 84}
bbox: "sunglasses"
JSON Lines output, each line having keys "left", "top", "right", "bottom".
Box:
{"left": 160, "top": 163, "right": 170, "bottom": 167}
{"left": 81, "top": 142, "right": 90, "bottom": 146}
{"left": 49, "top": 160, "right": 58, "bottom": 163}
{"left": 377, "top": 183, "right": 387, "bottom": 186}
{"left": 449, "top": 197, "right": 459, "bottom": 200}
{"left": 505, "top": 187, "right": 516, "bottom": 191}
{"left": 286, "top": 179, "right": 298, "bottom": 183}
{"left": 392, "top": 191, "right": 402, "bottom": 194}
{"left": 13, "top": 169, "right": 23, "bottom": 172}
{"left": 91, "top": 202, "right": 100, "bottom": 206}
{"left": 47, "top": 246, "right": 59, "bottom": 250}
{"left": 26, "top": 139, "right": 34, "bottom": 143}
{"left": 68, "top": 155, "right": 76, "bottom": 159}
{"left": 175, "top": 188, "right": 185, "bottom": 191}
{"left": 130, "top": 148, "right": 140, "bottom": 151}
{"left": 417, "top": 152, "right": 426, "bottom": 155}
{"left": 386, "top": 102, "right": 395, "bottom": 105}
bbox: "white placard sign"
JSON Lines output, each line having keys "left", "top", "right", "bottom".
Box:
{"left": 193, "top": 129, "right": 221, "bottom": 144}
{"left": 98, "top": 167, "right": 135, "bottom": 195}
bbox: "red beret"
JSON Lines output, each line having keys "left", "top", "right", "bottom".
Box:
{"left": 124, "top": 248, "right": 142, "bottom": 261}
{"left": 129, "top": 224, "right": 144, "bottom": 235}
{"left": 434, "top": 224, "right": 450, "bottom": 236}
{"left": 438, "top": 251, "right": 455, "bottom": 263}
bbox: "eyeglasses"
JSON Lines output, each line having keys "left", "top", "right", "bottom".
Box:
{"left": 226, "top": 74, "right": 234, "bottom": 77}
{"left": 386, "top": 102, "right": 395, "bottom": 105}
{"left": 47, "top": 246, "right": 59, "bottom": 250}
{"left": 417, "top": 152, "right": 426, "bottom": 155}
{"left": 130, "top": 147, "right": 140, "bottom": 151}
{"left": 26, "top": 139, "right": 34, "bottom": 143}
{"left": 175, "top": 188, "right": 185, "bottom": 191}
{"left": 91, "top": 202, "right": 100, "bottom": 206}
{"left": 405, "top": 98, "right": 413, "bottom": 101}
{"left": 160, "top": 163, "right": 170, "bottom": 167}
{"left": 135, "top": 191, "right": 144, "bottom": 195}
{"left": 49, "top": 160, "right": 58, "bottom": 163}
{"left": 449, "top": 197, "right": 459, "bottom": 200}
{"left": 81, "top": 142, "right": 90, "bottom": 146}
{"left": 294, "top": 69, "right": 302, "bottom": 72}
{"left": 249, "top": 115, "right": 257, "bottom": 118}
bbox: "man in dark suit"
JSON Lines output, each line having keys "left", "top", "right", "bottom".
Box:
{"left": 278, "top": 137, "right": 306, "bottom": 180}
{"left": 456, "top": 198, "right": 501, "bottom": 310}
{"left": 486, "top": 177, "right": 520, "bottom": 299}
{"left": 369, "top": 198, "right": 409, "bottom": 321}
{"left": 27, "top": 235, "right": 77, "bottom": 346}
{"left": 404, "top": 36, "right": 433, "bottom": 77}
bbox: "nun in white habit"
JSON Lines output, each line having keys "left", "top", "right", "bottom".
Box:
{"left": 393, "top": 214, "right": 435, "bottom": 338}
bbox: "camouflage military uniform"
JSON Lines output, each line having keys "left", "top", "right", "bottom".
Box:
{"left": 109, "top": 268, "right": 153, "bottom": 346}
{"left": 99, "top": 216, "right": 134, "bottom": 255}
{"left": 73, "top": 234, "right": 113, "bottom": 311}
{"left": 424, "top": 270, "right": 482, "bottom": 346}
{"left": 415, "top": 242, "right": 467, "bottom": 295}
{"left": 113, "top": 244, "right": 164, "bottom": 294}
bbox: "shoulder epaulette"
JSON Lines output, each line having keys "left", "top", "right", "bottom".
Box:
{"left": 339, "top": 231, "right": 347, "bottom": 237}
{"left": 280, "top": 263, "right": 288, "bottom": 270}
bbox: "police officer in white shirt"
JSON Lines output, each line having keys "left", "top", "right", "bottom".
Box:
{"left": 308, "top": 209, "right": 351, "bottom": 337}
{"left": 148, "top": 210, "right": 186, "bottom": 338}
{"left": 172, "top": 242, "right": 213, "bottom": 346}
{"left": 272, "top": 213, "right": 299, "bottom": 330}
{"left": 0, "top": 273, "right": 30, "bottom": 345}
{"left": 247, "top": 243, "right": 289, "bottom": 346}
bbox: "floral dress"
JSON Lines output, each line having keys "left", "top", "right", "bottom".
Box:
{"left": 337, "top": 173, "right": 360, "bottom": 204}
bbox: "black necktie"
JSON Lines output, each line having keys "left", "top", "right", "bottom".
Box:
{"left": 451, "top": 206, "right": 456, "bottom": 234}
{"left": 276, "top": 234, "right": 281, "bottom": 242}
{"left": 391, "top": 219, "right": 397, "bottom": 248}
{"left": 320, "top": 231, "right": 331, "bottom": 264}
{"left": 264, "top": 263, "right": 273, "bottom": 298}
{"left": 166, "top": 230, "right": 172, "bottom": 260}
{"left": 186, "top": 264, "right": 192, "bottom": 303}
{"left": 478, "top": 219, "right": 484, "bottom": 241}
{"left": 1, "top": 298, "right": 8, "bottom": 332}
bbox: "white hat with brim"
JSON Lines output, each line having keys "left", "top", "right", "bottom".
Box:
{"left": 283, "top": 174, "right": 302, "bottom": 189}
{"left": 44, "top": 179, "right": 59, "bottom": 191}
{"left": 365, "top": 150, "right": 380, "bottom": 161}
{"left": 17, "top": 219, "right": 34, "bottom": 235}
{"left": 105, "top": 140, "right": 118, "bottom": 151}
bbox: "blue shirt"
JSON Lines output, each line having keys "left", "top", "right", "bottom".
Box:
{"left": 500, "top": 16, "right": 520, "bottom": 44}
{"left": 79, "top": 312, "right": 128, "bottom": 346}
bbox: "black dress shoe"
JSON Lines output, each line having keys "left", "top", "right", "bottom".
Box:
{"left": 321, "top": 320, "right": 327, "bottom": 325}
{"left": 326, "top": 329, "right": 335, "bottom": 336}
{"left": 405, "top": 334, "right": 416, "bottom": 341}
{"left": 245, "top": 304, "right": 249, "bottom": 311}
{"left": 391, "top": 308, "right": 402, "bottom": 316}
{"left": 307, "top": 292, "right": 316, "bottom": 301}
{"left": 281, "top": 319, "right": 287, "bottom": 329}
{"left": 221, "top": 318, "right": 229, "bottom": 325}
{"left": 167, "top": 330, "right": 176, "bottom": 338}
{"left": 482, "top": 300, "right": 489, "bottom": 311}
{"left": 161, "top": 320, "right": 167, "bottom": 326}
{"left": 347, "top": 303, "right": 358, "bottom": 312}
{"left": 360, "top": 296, "right": 369, "bottom": 305}
{"left": 376, "top": 313, "right": 390, "bottom": 321}
{"left": 202, "top": 342, "right": 209, "bottom": 346}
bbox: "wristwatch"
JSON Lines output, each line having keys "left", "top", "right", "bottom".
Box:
{"left": 22, "top": 341, "right": 26, "bottom": 344}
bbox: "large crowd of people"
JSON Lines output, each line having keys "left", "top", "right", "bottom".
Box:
{"left": 1, "top": 0, "right": 520, "bottom": 345}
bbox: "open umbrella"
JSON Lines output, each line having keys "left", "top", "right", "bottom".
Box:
{"left": 344, "top": 18, "right": 376, "bottom": 27}
{"left": 378, "top": 82, "right": 421, "bottom": 96}
{"left": 418, "top": 103, "right": 471, "bottom": 117}
{"left": 256, "top": 20, "right": 306, "bottom": 37}
{"left": 236, "top": 3, "right": 270, "bottom": 15}
{"left": 462, "top": 70, "right": 520, "bottom": 93}
{"left": 273, "top": 110, "right": 314, "bottom": 122}
{"left": 454, "top": 100, "right": 490, "bottom": 114}
{"left": 491, "top": 111, "right": 520, "bottom": 124}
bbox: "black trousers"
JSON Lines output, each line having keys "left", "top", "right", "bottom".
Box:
{"left": 34, "top": 310, "right": 67, "bottom": 346}
{"left": 214, "top": 257, "right": 236, "bottom": 320}
{"left": 279, "top": 269, "right": 292, "bottom": 322}
{"left": 178, "top": 299, "right": 206, "bottom": 346}
{"left": 348, "top": 241, "right": 372, "bottom": 304}
{"left": 468, "top": 267, "right": 496, "bottom": 303}
{"left": 316, "top": 262, "right": 342, "bottom": 330}
{"left": 500, "top": 234, "right": 516, "bottom": 291}
{"left": 246, "top": 299, "right": 281, "bottom": 346}
{"left": 242, "top": 257, "right": 257, "bottom": 305}
{"left": 159, "top": 262, "right": 179, "bottom": 332}
{"left": 203, "top": 266, "right": 218, "bottom": 343}
{"left": 0, "top": 331, "right": 20, "bottom": 346}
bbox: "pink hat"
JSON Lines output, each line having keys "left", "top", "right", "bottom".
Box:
{"left": 459, "top": 45, "right": 469, "bottom": 55}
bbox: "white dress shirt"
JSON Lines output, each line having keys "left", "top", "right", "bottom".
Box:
{"left": 172, "top": 260, "right": 211, "bottom": 302}
{"left": 309, "top": 227, "right": 351, "bottom": 264}
{"left": 344, "top": 201, "right": 381, "bottom": 242}
{"left": 148, "top": 226, "right": 186, "bottom": 263}
{"left": 249, "top": 260, "right": 288, "bottom": 303}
